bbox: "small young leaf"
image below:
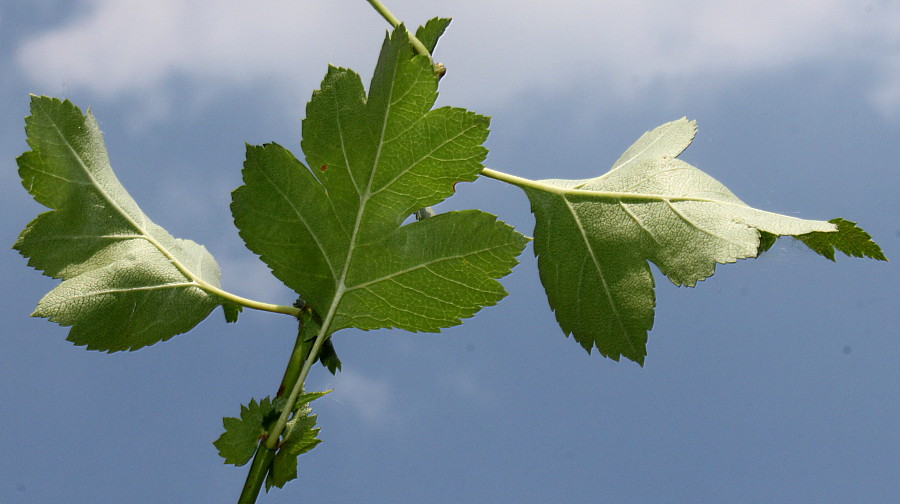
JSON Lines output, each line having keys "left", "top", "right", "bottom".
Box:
{"left": 266, "top": 390, "right": 330, "bottom": 490}
{"left": 294, "top": 306, "right": 341, "bottom": 374}
{"left": 231, "top": 26, "right": 528, "bottom": 339}
{"left": 519, "top": 118, "right": 884, "bottom": 364}
{"left": 223, "top": 302, "right": 243, "bottom": 323}
{"left": 415, "top": 17, "right": 452, "bottom": 54}
{"left": 214, "top": 397, "right": 280, "bottom": 467}
{"left": 757, "top": 231, "right": 779, "bottom": 255}
{"left": 318, "top": 339, "right": 342, "bottom": 374}
{"left": 14, "top": 96, "right": 226, "bottom": 351}
{"left": 215, "top": 391, "right": 328, "bottom": 475}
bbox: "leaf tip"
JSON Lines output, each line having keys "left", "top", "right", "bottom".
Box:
{"left": 796, "top": 218, "right": 888, "bottom": 262}
{"left": 223, "top": 303, "right": 243, "bottom": 323}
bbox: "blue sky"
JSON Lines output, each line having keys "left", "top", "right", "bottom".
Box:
{"left": 2, "top": 1, "right": 898, "bottom": 503}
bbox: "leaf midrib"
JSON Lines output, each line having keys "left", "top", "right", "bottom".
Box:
{"left": 532, "top": 177, "right": 826, "bottom": 225}
{"left": 54, "top": 281, "right": 198, "bottom": 301}
{"left": 322, "top": 40, "right": 405, "bottom": 334}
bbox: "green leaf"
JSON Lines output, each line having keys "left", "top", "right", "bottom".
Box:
{"left": 317, "top": 339, "right": 342, "bottom": 374}
{"left": 757, "top": 231, "right": 779, "bottom": 255}
{"left": 519, "top": 117, "right": 882, "bottom": 364}
{"left": 415, "top": 17, "right": 452, "bottom": 54}
{"left": 14, "top": 96, "right": 225, "bottom": 352}
{"left": 213, "top": 397, "right": 281, "bottom": 467}
{"left": 796, "top": 218, "right": 887, "bottom": 261}
{"left": 223, "top": 302, "right": 243, "bottom": 323}
{"left": 231, "top": 26, "right": 528, "bottom": 338}
{"left": 215, "top": 391, "right": 328, "bottom": 477}
{"left": 294, "top": 306, "right": 341, "bottom": 373}
{"left": 266, "top": 390, "right": 330, "bottom": 490}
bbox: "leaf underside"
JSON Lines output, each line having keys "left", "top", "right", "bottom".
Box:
{"left": 523, "top": 118, "right": 886, "bottom": 365}
{"left": 14, "top": 96, "right": 225, "bottom": 351}
{"left": 231, "top": 25, "right": 528, "bottom": 338}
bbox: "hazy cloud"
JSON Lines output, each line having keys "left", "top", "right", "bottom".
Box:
{"left": 15, "top": 0, "right": 900, "bottom": 116}
{"left": 324, "top": 369, "right": 392, "bottom": 425}
{"left": 436, "top": 368, "right": 493, "bottom": 404}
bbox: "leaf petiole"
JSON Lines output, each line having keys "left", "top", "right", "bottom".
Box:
{"left": 200, "top": 282, "right": 302, "bottom": 318}
{"left": 480, "top": 166, "right": 842, "bottom": 228}
{"left": 480, "top": 167, "right": 543, "bottom": 191}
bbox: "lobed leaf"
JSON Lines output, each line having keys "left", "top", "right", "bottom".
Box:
{"left": 521, "top": 118, "right": 884, "bottom": 364}
{"left": 14, "top": 96, "right": 226, "bottom": 351}
{"left": 231, "top": 26, "right": 528, "bottom": 339}
{"left": 214, "top": 397, "right": 282, "bottom": 466}
{"left": 214, "top": 390, "right": 328, "bottom": 478}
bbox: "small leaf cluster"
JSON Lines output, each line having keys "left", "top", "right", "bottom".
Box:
{"left": 213, "top": 391, "right": 329, "bottom": 489}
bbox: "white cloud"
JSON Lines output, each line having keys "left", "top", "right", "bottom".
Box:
{"left": 16, "top": 0, "right": 377, "bottom": 100}
{"left": 15, "top": 0, "right": 900, "bottom": 116}
{"left": 323, "top": 369, "right": 392, "bottom": 425}
{"left": 438, "top": 0, "right": 898, "bottom": 109}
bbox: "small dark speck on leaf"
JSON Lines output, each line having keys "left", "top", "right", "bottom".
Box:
{"left": 320, "top": 165, "right": 327, "bottom": 172}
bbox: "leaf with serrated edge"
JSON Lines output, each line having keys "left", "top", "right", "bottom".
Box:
{"left": 214, "top": 398, "right": 279, "bottom": 467}
{"left": 796, "top": 218, "right": 887, "bottom": 261}
{"left": 415, "top": 17, "right": 452, "bottom": 54}
{"left": 14, "top": 96, "right": 225, "bottom": 351}
{"left": 266, "top": 390, "right": 330, "bottom": 489}
{"left": 521, "top": 118, "right": 883, "bottom": 364}
{"left": 231, "top": 26, "right": 528, "bottom": 338}
{"left": 215, "top": 391, "right": 327, "bottom": 473}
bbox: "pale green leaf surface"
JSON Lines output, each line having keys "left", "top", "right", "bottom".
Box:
{"left": 231, "top": 26, "right": 528, "bottom": 336}
{"left": 14, "top": 96, "right": 224, "bottom": 351}
{"left": 521, "top": 118, "right": 874, "bottom": 364}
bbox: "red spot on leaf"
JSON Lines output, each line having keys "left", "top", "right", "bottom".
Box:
{"left": 320, "top": 164, "right": 327, "bottom": 172}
